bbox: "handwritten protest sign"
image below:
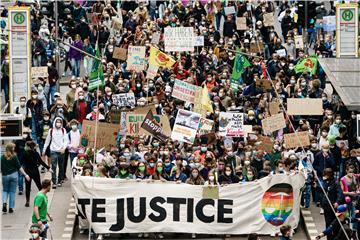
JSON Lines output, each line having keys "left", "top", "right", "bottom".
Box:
{"left": 294, "top": 35, "right": 304, "bottom": 49}
{"left": 193, "top": 88, "right": 207, "bottom": 117}
{"left": 287, "top": 98, "right": 323, "bottom": 115}
{"left": 224, "top": 6, "right": 236, "bottom": 15}
{"left": 171, "top": 109, "right": 201, "bottom": 144}
{"left": 81, "top": 120, "right": 120, "bottom": 150}
{"left": 219, "top": 112, "right": 244, "bottom": 137}
{"left": 269, "top": 101, "right": 280, "bottom": 115}
{"left": 276, "top": 49, "right": 287, "bottom": 57}
{"left": 133, "top": 104, "right": 157, "bottom": 115}
{"left": 146, "top": 64, "right": 158, "bottom": 80}
{"left": 111, "top": 17, "right": 122, "bottom": 31}
{"left": 172, "top": 80, "right": 199, "bottom": 103}
{"left": 256, "top": 78, "right": 272, "bottom": 91}
{"left": 236, "top": 17, "right": 247, "bottom": 30}
{"left": 263, "top": 12, "right": 274, "bottom": 27}
{"left": 112, "top": 47, "right": 127, "bottom": 60}
{"left": 256, "top": 136, "right": 274, "bottom": 153}
{"left": 261, "top": 113, "right": 286, "bottom": 134}
{"left": 164, "top": 27, "right": 194, "bottom": 52}
{"left": 31, "top": 67, "right": 48, "bottom": 78}
{"left": 112, "top": 93, "right": 136, "bottom": 107}
{"left": 151, "top": 32, "right": 161, "bottom": 45}
{"left": 194, "top": 36, "right": 204, "bottom": 46}
{"left": 198, "top": 118, "right": 214, "bottom": 135}
{"left": 109, "top": 109, "right": 121, "bottom": 124}
{"left": 126, "top": 113, "right": 171, "bottom": 137}
{"left": 284, "top": 131, "right": 310, "bottom": 149}
{"left": 141, "top": 110, "right": 168, "bottom": 142}
{"left": 250, "top": 42, "right": 264, "bottom": 53}
{"left": 126, "top": 46, "right": 146, "bottom": 72}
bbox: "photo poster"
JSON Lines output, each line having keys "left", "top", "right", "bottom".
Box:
{"left": 164, "top": 27, "right": 194, "bottom": 52}
{"left": 294, "top": 35, "right": 304, "bottom": 49}
{"left": 171, "top": 109, "right": 201, "bottom": 144}
{"left": 126, "top": 46, "right": 146, "bottom": 72}
{"left": 171, "top": 79, "right": 199, "bottom": 103}
{"left": 219, "top": 112, "right": 244, "bottom": 137}
{"left": 284, "top": 131, "right": 310, "bottom": 149}
{"left": 141, "top": 110, "right": 168, "bottom": 142}
{"left": 112, "top": 93, "right": 136, "bottom": 107}
{"left": 198, "top": 117, "right": 214, "bottom": 136}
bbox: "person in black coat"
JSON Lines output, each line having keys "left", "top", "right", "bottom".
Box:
{"left": 218, "top": 165, "right": 240, "bottom": 185}
{"left": 313, "top": 144, "right": 336, "bottom": 179}
{"left": 320, "top": 168, "right": 341, "bottom": 229}
{"left": 22, "top": 141, "right": 51, "bottom": 207}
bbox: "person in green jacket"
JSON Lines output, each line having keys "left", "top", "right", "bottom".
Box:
{"left": 1, "top": 143, "right": 30, "bottom": 213}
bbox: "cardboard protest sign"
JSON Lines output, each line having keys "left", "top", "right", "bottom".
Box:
{"left": 287, "top": 98, "right": 323, "bottom": 115}
{"left": 109, "top": 108, "right": 121, "bottom": 124}
{"left": 133, "top": 104, "right": 157, "bottom": 115}
{"left": 81, "top": 120, "right": 120, "bottom": 150}
{"left": 126, "top": 46, "right": 146, "bottom": 72}
{"left": 276, "top": 49, "right": 287, "bottom": 57}
{"left": 112, "top": 47, "right": 127, "bottom": 60}
{"left": 193, "top": 88, "right": 208, "bottom": 117}
{"left": 31, "top": 67, "right": 48, "bottom": 78}
{"left": 146, "top": 64, "right": 158, "bottom": 80}
{"left": 151, "top": 32, "right": 161, "bottom": 45}
{"left": 111, "top": 17, "right": 122, "bottom": 31}
{"left": 194, "top": 36, "right": 204, "bottom": 46}
{"left": 236, "top": 17, "right": 247, "bottom": 30}
{"left": 171, "top": 109, "right": 201, "bottom": 144}
{"left": 250, "top": 42, "right": 264, "bottom": 53}
{"left": 261, "top": 113, "right": 286, "bottom": 134}
{"left": 198, "top": 118, "right": 214, "bottom": 135}
{"left": 126, "top": 113, "right": 171, "bottom": 137}
{"left": 263, "top": 12, "right": 274, "bottom": 27}
{"left": 219, "top": 112, "right": 244, "bottom": 137}
{"left": 202, "top": 186, "right": 219, "bottom": 199}
{"left": 224, "top": 6, "right": 236, "bottom": 15}
{"left": 284, "top": 131, "right": 310, "bottom": 149}
{"left": 294, "top": 35, "right": 304, "bottom": 49}
{"left": 164, "top": 27, "right": 194, "bottom": 52}
{"left": 256, "top": 136, "right": 274, "bottom": 153}
{"left": 172, "top": 80, "right": 199, "bottom": 103}
{"left": 255, "top": 78, "right": 272, "bottom": 91}
{"left": 112, "top": 93, "right": 136, "bottom": 107}
{"left": 269, "top": 101, "right": 280, "bottom": 115}
{"left": 141, "top": 110, "right": 168, "bottom": 142}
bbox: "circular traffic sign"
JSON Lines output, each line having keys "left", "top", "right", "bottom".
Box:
{"left": 13, "top": 13, "right": 25, "bottom": 24}
{"left": 342, "top": 9, "right": 354, "bottom": 21}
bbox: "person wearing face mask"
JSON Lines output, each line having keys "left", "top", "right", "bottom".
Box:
{"left": 27, "top": 89, "right": 44, "bottom": 144}
{"left": 46, "top": 59, "right": 59, "bottom": 106}
{"left": 318, "top": 127, "right": 329, "bottom": 150}
{"left": 313, "top": 143, "right": 335, "bottom": 180}
{"left": 86, "top": 105, "right": 105, "bottom": 121}
{"left": 329, "top": 115, "right": 345, "bottom": 138}
{"left": 69, "top": 34, "right": 83, "bottom": 78}
{"left": 169, "top": 164, "right": 188, "bottom": 183}
{"left": 117, "top": 160, "right": 132, "bottom": 179}
{"left": 73, "top": 90, "right": 89, "bottom": 124}
{"left": 320, "top": 168, "right": 339, "bottom": 229}
{"left": 147, "top": 158, "right": 156, "bottom": 175}
{"left": 194, "top": 142, "right": 215, "bottom": 163}
{"left": 204, "top": 170, "right": 219, "bottom": 186}
{"left": 37, "top": 111, "right": 52, "bottom": 166}
{"left": 66, "top": 80, "right": 77, "bottom": 119}
{"left": 42, "top": 117, "right": 68, "bottom": 189}
{"left": 265, "top": 142, "right": 282, "bottom": 171}
{"left": 186, "top": 168, "right": 205, "bottom": 185}
{"left": 244, "top": 169, "right": 256, "bottom": 182}
{"left": 67, "top": 119, "right": 81, "bottom": 169}
{"left": 218, "top": 165, "right": 239, "bottom": 185}
{"left": 15, "top": 96, "right": 32, "bottom": 127}
{"left": 151, "top": 162, "right": 169, "bottom": 181}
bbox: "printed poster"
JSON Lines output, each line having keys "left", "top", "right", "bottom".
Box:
{"left": 126, "top": 46, "right": 146, "bottom": 72}
{"left": 171, "top": 109, "right": 201, "bottom": 144}
{"left": 164, "top": 27, "right": 194, "bottom": 52}
{"left": 219, "top": 112, "right": 244, "bottom": 137}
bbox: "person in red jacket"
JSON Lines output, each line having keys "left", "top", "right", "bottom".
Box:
{"left": 72, "top": 90, "right": 89, "bottom": 124}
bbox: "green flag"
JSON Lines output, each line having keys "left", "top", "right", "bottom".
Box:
{"left": 294, "top": 56, "right": 318, "bottom": 75}
{"left": 88, "top": 45, "right": 104, "bottom": 91}
{"left": 231, "top": 48, "right": 251, "bottom": 91}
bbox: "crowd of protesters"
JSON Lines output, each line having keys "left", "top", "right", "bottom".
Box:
{"left": 1, "top": 0, "right": 360, "bottom": 239}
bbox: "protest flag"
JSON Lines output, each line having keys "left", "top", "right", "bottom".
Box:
{"left": 294, "top": 56, "right": 318, "bottom": 75}
{"left": 231, "top": 48, "right": 251, "bottom": 91}
{"left": 149, "top": 46, "right": 176, "bottom": 68}
{"left": 88, "top": 43, "right": 104, "bottom": 91}
{"left": 201, "top": 86, "right": 213, "bottom": 113}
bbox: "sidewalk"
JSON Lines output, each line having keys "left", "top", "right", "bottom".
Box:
{"left": 1, "top": 168, "right": 73, "bottom": 240}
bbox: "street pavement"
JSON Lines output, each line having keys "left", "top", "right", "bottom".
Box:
{"left": 0, "top": 168, "right": 74, "bottom": 240}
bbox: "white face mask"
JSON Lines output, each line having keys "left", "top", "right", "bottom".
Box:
{"left": 225, "top": 171, "right": 231, "bottom": 176}
{"left": 79, "top": 95, "right": 84, "bottom": 100}
{"left": 71, "top": 125, "right": 77, "bottom": 130}
{"left": 192, "top": 172, "right": 198, "bottom": 178}
{"left": 31, "top": 233, "right": 39, "bottom": 239}
{"left": 56, "top": 122, "right": 62, "bottom": 128}
{"left": 335, "top": 119, "right": 341, "bottom": 124}
{"left": 209, "top": 176, "right": 215, "bottom": 181}
{"left": 278, "top": 167, "right": 284, "bottom": 171}
{"left": 244, "top": 160, "right": 250, "bottom": 165}
{"left": 322, "top": 132, "right": 328, "bottom": 137}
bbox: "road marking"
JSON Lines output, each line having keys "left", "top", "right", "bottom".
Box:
{"left": 70, "top": 202, "right": 75, "bottom": 207}
{"left": 66, "top": 214, "right": 75, "bottom": 219}
{"left": 306, "top": 222, "right": 316, "bottom": 227}
{"left": 301, "top": 208, "right": 320, "bottom": 239}
{"left": 68, "top": 208, "right": 76, "bottom": 213}
{"left": 62, "top": 233, "right": 72, "bottom": 238}
{"left": 65, "top": 221, "right": 74, "bottom": 225}
{"left": 304, "top": 216, "right": 314, "bottom": 221}
{"left": 302, "top": 210, "right": 312, "bottom": 215}
{"left": 64, "top": 227, "right": 73, "bottom": 232}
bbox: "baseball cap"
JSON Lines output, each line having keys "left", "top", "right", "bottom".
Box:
{"left": 335, "top": 204, "right": 347, "bottom": 217}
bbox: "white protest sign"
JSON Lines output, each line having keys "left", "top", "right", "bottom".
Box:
{"left": 294, "top": 35, "right": 304, "bottom": 49}
{"left": 224, "top": 6, "right": 236, "bottom": 15}
{"left": 151, "top": 32, "right": 161, "bottom": 45}
{"left": 172, "top": 80, "right": 199, "bottom": 103}
{"left": 126, "top": 46, "right": 146, "bottom": 72}
{"left": 219, "top": 112, "right": 244, "bottom": 137}
{"left": 31, "top": 67, "right": 48, "bottom": 78}
{"left": 112, "top": 93, "right": 136, "bottom": 107}
{"left": 73, "top": 174, "right": 305, "bottom": 235}
{"left": 164, "top": 27, "right": 194, "bottom": 52}
{"left": 146, "top": 64, "right": 158, "bottom": 80}
{"left": 171, "top": 109, "right": 201, "bottom": 144}
{"left": 236, "top": 17, "right": 247, "bottom": 30}
{"left": 276, "top": 49, "right": 287, "bottom": 57}
{"left": 194, "top": 36, "right": 204, "bottom": 46}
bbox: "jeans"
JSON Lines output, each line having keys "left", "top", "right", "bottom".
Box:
{"left": 71, "top": 58, "right": 81, "bottom": 77}
{"left": 18, "top": 171, "right": 24, "bottom": 192}
{"left": 2, "top": 172, "right": 18, "bottom": 209}
{"left": 51, "top": 152, "right": 65, "bottom": 185}
{"left": 32, "top": 54, "right": 42, "bottom": 67}
{"left": 83, "top": 57, "right": 93, "bottom": 76}
{"left": 31, "top": 112, "right": 38, "bottom": 144}
{"left": 215, "top": 12, "right": 222, "bottom": 31}
{"left": 48, "top": 85, "right": 57, "bottom": 106}
{"left": 301, "top": 184, "right": 311, "bottom": 208}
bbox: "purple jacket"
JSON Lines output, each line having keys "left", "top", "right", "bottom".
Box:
{"left": 69, "top": 40, "right": 83, "bottom": 60}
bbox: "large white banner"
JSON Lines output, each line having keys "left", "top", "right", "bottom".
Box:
{"left": 72, "top": 174, "right": 305, "bottom": 235}
{"left": 164, "top": 27, "right": 194, "bottom": 52}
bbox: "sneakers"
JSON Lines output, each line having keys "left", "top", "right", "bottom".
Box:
{"left": 9, "top": 208, "right": 14, "bottom": 213}
{"left": 57, "top": 183, "right": 62, "bottom": 187}
{"left": 144, "top": 233, "right": 149, "bottom": 238}
{"left": 52, "top": 185, "right": 57, "bottom": 189}
{"left": 25, "top": 202, "right": 30, "bottom": 207}
{"left": 138, "top": 233, "right": 143, "bottom": 238}
{"left": 97, "top": 234, "right": 104, "bottom": 240}
{"left": 191, "top": 233, "right": 196, "bottom": 238}
{"left": 320, "top": 208, "right": 324, "bottom": 215}
{"left": 158, "top": 233, "right": 164, "bottom": 239}
{"left": 62, "top": 72, "right": 66, "bottom": 77}
{"left": 2, "top": 203, "right": 7, "bottom": 213}
{"left": 18, "top": 191, "right": 23, "bottom": 195}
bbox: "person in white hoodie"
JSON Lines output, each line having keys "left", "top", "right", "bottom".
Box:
{"left": 42, "top": 117, "right": 68, "bottom": 189}
{"left": 66, "top": 119, "right": 81, "bottom": 173}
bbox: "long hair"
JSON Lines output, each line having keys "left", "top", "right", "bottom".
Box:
{"left": 4, "top": 143, "right": 16, "bottom": 160}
